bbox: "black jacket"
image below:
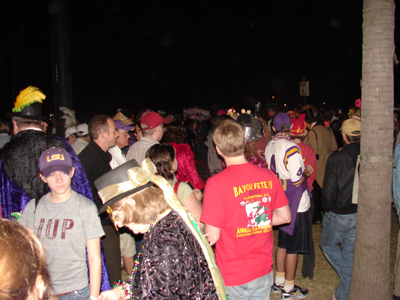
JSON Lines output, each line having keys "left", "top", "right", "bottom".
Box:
{"left": 78, "top": 140, "right": 112, "bottom": 224}
{"left": 322, "top": 142, "right": 360, "bottom": 214}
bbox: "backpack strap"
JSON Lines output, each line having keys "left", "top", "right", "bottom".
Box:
{"left": 174, "top": 181, "right": 181, "bottom": 194}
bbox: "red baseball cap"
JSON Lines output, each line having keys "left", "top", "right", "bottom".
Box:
{"left": 140, "top": 112, "right": 168, "bottom": 131}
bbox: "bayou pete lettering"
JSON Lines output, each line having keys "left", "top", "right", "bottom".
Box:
{"left": 233, "top": 180, "right": 273, "bottom": 197}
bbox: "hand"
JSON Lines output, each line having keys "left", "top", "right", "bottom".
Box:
{"left": 204, "top": 233, "right": 217, "bottom": 246}
{"left": 96, "top": 287, "right": 122, "bottom": 300}
{"left": 305, "top": 165, "right": 314, "bottom": 175}
{"left": 193, "top": 189, "right": 203, "bottom": 202}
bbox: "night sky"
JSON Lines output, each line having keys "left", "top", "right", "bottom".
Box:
{"left": 1, "top": 0, "right": 398, "bottom": 122}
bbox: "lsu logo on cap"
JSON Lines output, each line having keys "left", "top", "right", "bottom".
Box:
{"left": 46, "top": 154, "right": 65, "bottom": 162}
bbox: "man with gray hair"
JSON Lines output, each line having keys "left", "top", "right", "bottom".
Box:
{"left": 320, "top": 118, "right": 361, "bottom": 300}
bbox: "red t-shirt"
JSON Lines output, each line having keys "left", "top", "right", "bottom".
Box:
{"left": 201, "top": 163, "right": 288, "bottom": 286}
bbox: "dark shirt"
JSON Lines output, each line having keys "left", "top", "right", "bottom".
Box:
{"left": 322, "top": 142, "right": 360, "bottom": 214}
{"left": 78, "top": 140, "right": 112, "bottom": 224}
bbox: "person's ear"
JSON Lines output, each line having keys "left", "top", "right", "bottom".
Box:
{"left": 342, "top": 133, "right": 349, "bottom": 144}
{"left": 272, "top": 126, "right": 276, "bottom": 133}
{"left": 215, "top": 146, "right": 222, "bottom": 156}
{"left": 39, "top": 173, "right": 47, "bottom": 183}
{"left": 12, "top": 120, "right": 19, "bottom": 135}
{"left": 69, "top": 167, "right": 75, "bottom": 178}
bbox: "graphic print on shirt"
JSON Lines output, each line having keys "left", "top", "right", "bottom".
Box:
{"left": 234, "top": 180, "right": 273, "bottom": 238}
{"left": 37, "top": 218, "right": 74, "bottom": 239}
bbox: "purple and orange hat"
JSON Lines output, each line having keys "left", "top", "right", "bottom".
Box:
{"left": 140, "top": 112, "right": 168, "bottom": 131}
{"left": 39, "top": 147, "right": 72, "bottom": 177}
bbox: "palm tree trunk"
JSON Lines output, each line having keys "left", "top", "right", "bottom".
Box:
{"left": 350, "top": 0, "right": 395, "bottom": 299}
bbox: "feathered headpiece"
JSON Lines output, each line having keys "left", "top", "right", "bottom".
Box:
{"left": 59, "top": 107, "right": 77, "bottom": 128}
{"left": 6, "top": 86, "right": 46, "bottom": 120}
{"left": 12, "top": 86, "right": 46, "bottom": 113}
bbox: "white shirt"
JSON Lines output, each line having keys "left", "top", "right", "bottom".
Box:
{"left": 126, "top": 137, "right": 159, "bottom": 165}
{"left": 108, "top": 145, "right": 126, "bottom": 169}
{"left": 71, "top": 138, "right": 89, "bottom": 155}
{"left": 265, "top": 138, "right": 310, "bottom": 212}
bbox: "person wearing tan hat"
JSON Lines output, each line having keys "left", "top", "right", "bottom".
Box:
{"left": 126, "top": 112, "right": 167, "bottom": 165}
{"left": 320, "top": 118, "right": 360, "bottom": 300}
{"left": 92, "top": 159, "right": 228, "bottom": 300}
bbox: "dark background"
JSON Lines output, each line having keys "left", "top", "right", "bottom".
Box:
{"left": 1, "top": 0, "right": 398, "bottom": 122}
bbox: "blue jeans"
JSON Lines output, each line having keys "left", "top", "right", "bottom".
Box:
{"left": 58, "top": 285, "right": 90, "bottom": 300}
{"left": 320, "top": 211, "right": 357, "bottom": 300}
{"left": 226, "top": 271, "right": 273, "bottom": 300}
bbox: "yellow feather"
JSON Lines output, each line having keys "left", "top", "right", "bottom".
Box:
{"left": 13, "top": 86, "right": 46, "bottom": 112}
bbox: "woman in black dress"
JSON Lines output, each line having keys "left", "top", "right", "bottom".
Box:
{"left": 93, "top": 159, "right": 227, "bottom": 300}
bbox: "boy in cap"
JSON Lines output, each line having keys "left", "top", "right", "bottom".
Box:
{"left": 320, "top": 119, "right": 361, "bottom": 300}
{"left": 126, "top": 112, "right": 168, "bottom": 165}
{"left": 201, "top": 118, "right": 291, "bottom": 300}
{"left": 265, "top": 112, "right": 311, "bottom": 299}
{"left": 20, "top": 147, "right": 104, "bottom": 299}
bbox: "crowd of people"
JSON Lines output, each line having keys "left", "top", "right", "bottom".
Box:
{"left": 0, "top": 85, "right": 397, "bottom": 300}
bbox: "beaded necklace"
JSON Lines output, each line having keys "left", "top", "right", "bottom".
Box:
{"left": 273, "top": 132, "right": 292, "bottom": 141}
{"left": 113, "top": 208, "right": 172, "bottom": 299}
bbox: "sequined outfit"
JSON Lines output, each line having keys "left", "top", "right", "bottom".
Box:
{"left": 132, "top": 209, "right": 218, "bottom": 299}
